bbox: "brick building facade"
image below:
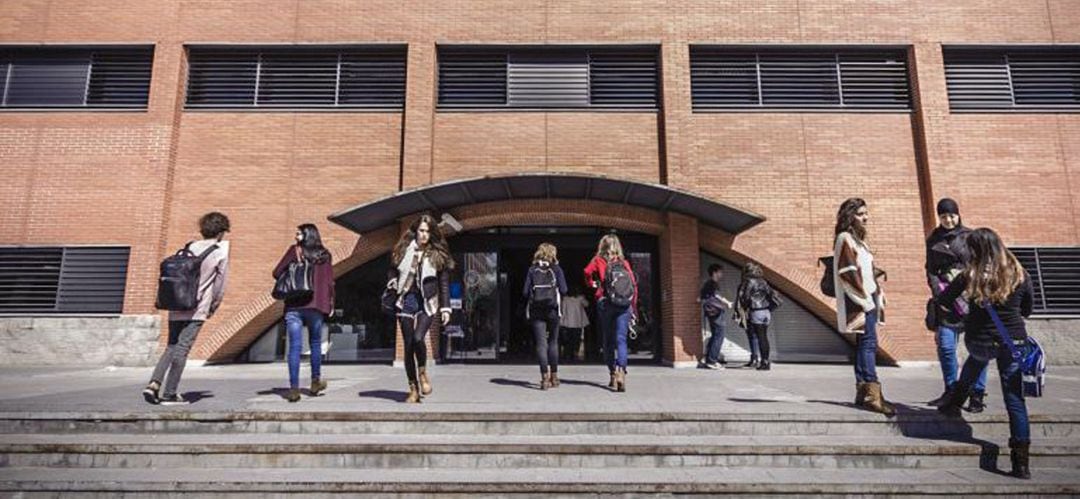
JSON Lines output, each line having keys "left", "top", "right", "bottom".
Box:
{"left": 1, "top": 1, "right": 1078, "bottom": 366}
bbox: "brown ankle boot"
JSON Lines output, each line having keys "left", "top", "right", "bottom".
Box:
{"left": 855, "top": 382, "right": 868, "bottom": 407}
{"left": 310, "top": 378, "right": 327, "bottom": 396}
{"left": 550, "top": 370, "right": 560, "bottom": 388}
{"left": 540, "top": 371, "right": 551, "bottom": 391}
{"left": 418, "top": 367, "right": 433, "bottom": 396}
{"left": 608, "top": 371, "right": 617, "bottom": 388}
{"left": 405, "top": 382, "right": 421, "bottom": 403}
{"left": 615, "top": 367, "right": 626, "bottom": 393}
{"left": 285, "top": 388, "right": 301, "bottom": 403}
{"left": 864, "top": 382, "right": 895, "bottom": 417}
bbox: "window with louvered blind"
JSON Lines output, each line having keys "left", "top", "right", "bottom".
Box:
{"left": 0, "top": 246, "right": 130, "bottom": 314}
{"left": 691, "top": 47, "right": 911, "bottom": 111}
{"left": 185, "top": 46, "right": 406, "bottom": 110}
{"left": 1013, "top": 247, "right": 1080, "bottom": 316}
{"left": 0, "top": 46, "right": 153, "bottom": 109}
{"left": 437, "top": 46, "right": 659, "bottom": 110}
{"left": 944, "top": 47, "right": 1080, "bottom": 111}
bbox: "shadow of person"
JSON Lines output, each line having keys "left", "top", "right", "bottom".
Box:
{"left": 489, "top": 377, "right": 537, "bottom": 390}
{"left": 357, "top": 390, "right": 408, "bottom": 402}
{"left": 727, "top": 397, "right": 782, "bottom": 403}
{"left": 558, "top": 378, "right": 613, "bottom": 391}
{"left": 256, "top": 387, "right": 322, "bottom": 400}
{"left": 178, "top": 391, "right": 214, "bottom": 403}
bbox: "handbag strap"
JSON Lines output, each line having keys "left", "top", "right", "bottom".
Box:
{"left": 982, "top": 301, "right": 1022, "bottom": 361}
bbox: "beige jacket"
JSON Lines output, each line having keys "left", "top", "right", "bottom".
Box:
{"left": 169, "top": 238, "right": 230, "bottom": 322}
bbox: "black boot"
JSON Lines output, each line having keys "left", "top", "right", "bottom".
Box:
{"left": 927, "top": 389, "right": 950, "bottom": 407}
{"left": 964, "top": 391, "right": 986, "bottom": 414}
{"left": 936, "top": 386, "right": 968, "bottom": 418}
{"left": 744, "top": 357, "right": 758, "bottom": 368}
{"left": 1010, "top": 441, "right": 1031, "bottom": 479}
{"left": 756, "top": 359, "right": 771, "bottom": 371}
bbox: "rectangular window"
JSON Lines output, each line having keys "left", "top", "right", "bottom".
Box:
{"left": 690, "top": 47, "right": 911, "bottom": 111}
{"left": 0, "top": 246, "right": 130, "bottom": 314}
{"left": 437, "top": 46, "right": 659, "bottom": 110}
{"left": 944, "top": 47, "right": 1080, "bottom": 111}
{"left": 185, "top": 46, "right": 406, "bottom": 110}
{"left": 0, "top": 46, "right": 153, "bottom": 109}
{"left": 1013, "top": 247, "right": 1080, "bottom": 316}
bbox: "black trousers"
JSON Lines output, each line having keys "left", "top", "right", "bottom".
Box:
{"left": 398, "top": 312, "right": 433, "bottom": 384}
{"left": 748, "top": 322, "right": 771, "bottom": 361}
{"left": 531, "top": 314, "right": 561, "bottom": 375}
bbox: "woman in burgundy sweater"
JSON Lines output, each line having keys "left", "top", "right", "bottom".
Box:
{"left": 273, "top": 223, "right": 335, "bottom": 403}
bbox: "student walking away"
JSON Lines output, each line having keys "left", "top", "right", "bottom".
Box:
{"left": 936, "top": 228, "right": 1036, "bottom": 479}
{"left": 559, "top": 286, "right": 590, "bottom": 362}
{"left": 272, "top": 224, "right": 335, "bottom": 403}
{"left": 833, "top": 198, "right": 894, "bottom": 416}
{"left": 524, "top": 243, "right": 569, "bottom": 390}
{"left": 925, "top": 198, "right": 990, "bottom": 412}
{"left": 736, "top": 262, "right": 781, "bottom": 371}
{"left": 699, "top": 264, "right": 733, "bottom": 370}
{"left": 144, "top": 212, "right": 231, "bottom": 405}
{"left": 584, "top": 233, "right": 638, "bottom": 393}
{"left": 386, "top": 214, "right": 453, "bottom": 403}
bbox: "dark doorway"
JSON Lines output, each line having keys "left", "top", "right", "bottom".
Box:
{"left": 444, "top": 227, "right": 660, "bottom": 365}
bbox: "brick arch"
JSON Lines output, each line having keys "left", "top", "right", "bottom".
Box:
{"left": 198, "top": 198, "right": 891, "bottom": 364}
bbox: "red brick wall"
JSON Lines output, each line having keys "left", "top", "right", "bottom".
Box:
{"left": 2, "top": 1, "right": 1078, "bottom": 363}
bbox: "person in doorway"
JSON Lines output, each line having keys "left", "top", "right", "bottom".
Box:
{"left": 387, "top": 214, "right": 453, "bottom": 403}
{"left": 142, "top": 212, "right": 230, "bottom": 405}
{"left": 925, "top": 198, "right": 990, "bottom": 412}
{"left": 833, "top": 198, "right": 894, "bottom": 416}
{"left": 272, "top": 223, "right": 335, "bottom": 403}
{"left": 524, "top": 243, "right": 569, "bottom": 390}
{"left": 935, "top": 228, "right": 1035, "bottom": 479}
{"left": 699, "top": 264, "right": 733, "bottom": 370}
{"left": 584, "top": 233, "right": 638, "bottom": 393}
{"left": 735, "top": 262, "right": 781, "bottom": 371}
{"left": 559, "top": 285, "right": 590, "bottom": 362}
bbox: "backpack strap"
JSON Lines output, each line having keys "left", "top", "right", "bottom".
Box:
{"left": 983, "top": 302, "right": 1022, "bottom": 361}
{"left": 194, "top": 244, "right": 219, "bottom": 262}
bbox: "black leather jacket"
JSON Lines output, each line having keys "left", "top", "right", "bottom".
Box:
{"left": 738, "top": 277, "right": 781, "bottom": 311}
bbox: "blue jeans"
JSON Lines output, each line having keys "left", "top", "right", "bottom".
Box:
{"left": 599, "top": 300, "right": 631, "bottom": 371}
{"left": 285, "top": 308, "right": 325, "bottom": 390}
{"left": 745, "top": 328, "right": 761, "bottom": 360}
{"left": 956, "top": 341, "right": 1030, "bottom": 444}
{"left": 936, "top": 325, "right": 988, "bottom": 393}
{"left": 705, "top": 315, "right": 725, "bottom": 364}
{"left": 854, "top": 308, "right": 879, "bottom": 383}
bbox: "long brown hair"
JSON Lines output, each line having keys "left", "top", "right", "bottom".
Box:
{"left": 834, "top": 197, "right": 868, "bottom": 243}
{"left": 596, "top": 234, "right": 625, "bottom": 261}
{"left": 964, "top": 228, "right": 1025, "bottom": 305}
{"left": 392, "top": 214, "right": 455, "bottom": 271}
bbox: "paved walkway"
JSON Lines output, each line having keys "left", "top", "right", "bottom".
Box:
{"left": 1, "top": 362, "right": 1078, "bottom": 416}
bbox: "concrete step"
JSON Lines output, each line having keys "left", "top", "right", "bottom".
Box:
{"left": 1, "top": 411, "right": 1076, "bottom": 439}
{"left": 1, "top": 466, "right": 1077, "bottom": 495}
{"left": 2, "top": 434, "right": 1076, "bottom": 470}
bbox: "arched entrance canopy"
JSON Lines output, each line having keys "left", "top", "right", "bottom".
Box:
{"left": 328, "top": 173, "right": 766, "bottom": 234}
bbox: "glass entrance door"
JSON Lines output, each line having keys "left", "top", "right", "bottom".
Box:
{"left": 444, "top": 251, "right": 500, "bottom": 361}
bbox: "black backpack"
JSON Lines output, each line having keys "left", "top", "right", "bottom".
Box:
{"left": 604, "top": 259, "right": 635, "bottom": 308}
{"left": 155, "top": 243, "right": 218, "bottom": 311}
{"left": 529, "top": 266, "right": 559, "bottom": 312}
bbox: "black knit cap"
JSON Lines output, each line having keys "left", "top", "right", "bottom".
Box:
{"left": 936, "top": 198, "right": 960, "bottom": 216}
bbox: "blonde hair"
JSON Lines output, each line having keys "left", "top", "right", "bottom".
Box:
{"left": 964, "top": 228, "right": 1026, "bottom": 305}
{"left": 596, "top": 234, "right": 625, "bottom": 261}
{"left": 533, "top": 242, "right": 558, "bottom": 264}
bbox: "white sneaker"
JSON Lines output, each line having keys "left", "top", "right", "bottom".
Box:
{"left": 158, "top": 394, "right": 188, "bottom": 406}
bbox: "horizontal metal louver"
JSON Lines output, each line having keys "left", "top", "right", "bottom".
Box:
{"left": 0, "top": 248, "right": 63, "bottom": 313}
{"left": 943, "top": 51, "right": 1013, "bottom": 110}
{"left": 838, "top": 52, "right": 910, "bottom": 108}
{"left": 507, "top": 52, "right": 588, "bottom": 108}
{"left": 86, "top": 48, "right": 154, "bottom": 107}
{"left": 691, "top": 47, "right": 910, "bottom": 111}
{"left": 1013, "top": 247, "right": 1080, "bottom": 315}
{"left": 437, "top": 46, "right": 658, "bottom": 110}
{"left": 589, "top": 50, "right": 658, "bottom": 108}
{"left": 0, "top": 246, "right": 128, "bottom": 314}
{"left": 944, "top": 47, "right": 1080, "bottom": 111}
{"left": 690, "top": 52, "right": 759, "bottom": 109}
{"left": 4, "top": 51, "right": 90, "bottom": 107}
{"left": 56, "top": 247, "right": 130, "bottom": 313}
{"left": 339, "top": 51, "right": 406, "bottom": 108}
{"left": 185, "top": 46, "right": 405, "bottom": 109}
{"left": 186, "top": 50, "right": 258, "bottom": 107}
{"left": 437, "top": 51, "right": 508, "bottom": 107}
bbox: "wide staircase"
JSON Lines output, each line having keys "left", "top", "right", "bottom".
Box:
{"left": 1, "top": 409, "right": 1079, "bottom": 495}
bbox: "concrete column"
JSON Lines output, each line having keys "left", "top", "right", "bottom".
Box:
{"left": 659, "top": 212, "right": 702, "bottom": 367}
{"left": 399, "top": 42, "right": 436, "bottom": 190}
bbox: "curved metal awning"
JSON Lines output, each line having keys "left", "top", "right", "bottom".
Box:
{"left": 328, "top": 173, "right": 766, "bottom": 235}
